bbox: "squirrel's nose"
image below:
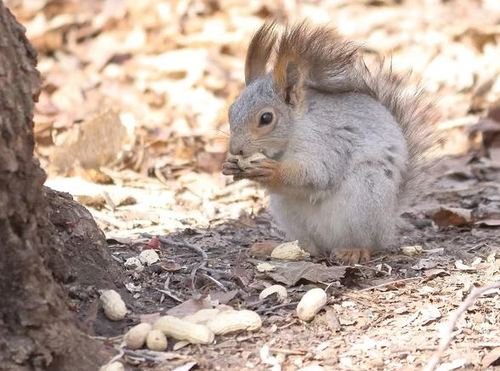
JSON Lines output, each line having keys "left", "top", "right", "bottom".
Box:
{"left": 229, "top": 142, "right": 245, "bottom": 156}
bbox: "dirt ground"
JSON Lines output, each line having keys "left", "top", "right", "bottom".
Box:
{"left": 6, "top": 0, "right": 500, "bottom": 370}
{"left": 49, "top": 148, "right": 500, "bottom": 371}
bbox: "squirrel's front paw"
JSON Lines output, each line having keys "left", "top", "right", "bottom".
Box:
{"left": 222, "top": 157, "right": 243, "bottom": 176}
{"left": 234, "top": 158, "right": 281, "bottom": 185}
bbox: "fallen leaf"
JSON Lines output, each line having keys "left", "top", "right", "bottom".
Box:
{"left": 209, "top": 290, "right": 238, "bottom": 305}
{"left": 324, "top": 308, "right": 341, "bottom": 332}
{"left": 160, "top": 260, "right": 182, "bottom": 272}
{"left": 436, "top": 358, "right": 466, "bottom": 371}
{"left": 49, "top": 108, "right": 128, "bottom": 174}
{"left": 117, "top": 196, "right": 137, "bottom": 207}
{"left": 79, "top": 168, "right": 114, "bottom": 184}
{"left": 172, "top": 361, "right": 198, "bottom": 371}
{"left": 423, "top": 269, "right": 450, "bottom": 279}
{"left": 339, "top": 316, "right": 357, "bottom": 326}
{"left": 143, "top": 236, "right": 160, "bottom": 250}
{"left": 166, "top": 297, "right": 213, "bottom": 317}
{"left": 259, "top": 345, "right": 281, "bottom": 370}
{"left": 394, "top": 306, "right": 409, "bottom": 314}
{"left": 249, "top": 240, "right": 281, "bottom": 257}
{"left": 173, "top": 341, "right": 190, "bottom": 351}
{"left": 256, "top": 262, "right": 275, "bottom": 272}
{"left": 412, "top": 259, "right": 439, "bottom": 270}
{"left": 125, "top": 282, "right": 141, "bottom": 293}
{"left": 265, "top": 261, "right": 346, "bottom": 286}
{"left": 418, "top": 304, "right": 441, "bottom": 325}
{"left": 482, "top": 347, "right": 500, "bottom": 368}
{"left": 475, "top": 219, "right": 500, "bottom": 227}
{"left": 431, "top": 207, "right": 472, "bottom": 227}
{"left": 77, "top": 194, "right": 106, "bottom": 210}
{"left": 231, "top": 265, "right": 254, "bottom": 287}
{"left": 454, "top": 260, "right": 476, "bottom": 271}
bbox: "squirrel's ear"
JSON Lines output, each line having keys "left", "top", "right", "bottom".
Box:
{"left": 273, "top": 57, "right": 305, "bottom": 107}
{"left": 245, "top": 22, "right": 278, "bottom": 85}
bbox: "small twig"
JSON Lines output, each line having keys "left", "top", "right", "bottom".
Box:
{"left": 100, "top": 345, "right": 125, "bottom": 367}
{"left": 278, "top": 318, "right": 299, "bottom": 330}
{"left": 158, "top": 275, "right": 171, "bottom": 304}
{"left": 255, "top": 302, "right": 298, "bottom": 314}
{"left": 110, "top": 346, "right": 125, "bottom": 363}
{"left": 359, "top": 276, "right": 422, "bottom": 292}
{"left": 155, "top": 288, "right": 183, "bottom": 303}
{"left": 141, "top": 233, "right": 209, "bottom": 293}
{"left": 153, "top": 167, "right": 169, "bottom": 186}
{"left": 190, "top": 260, "right": 207, "bottom": 293}
{"left": 423, "top": 282, "right": 500, "bottom": 371}
{"left": 123, "top": 348, "right": 186, "bottom": 362}
{"left": 269, "top": 347, "right": 307, "bottom": 355}
{"left": 102, "top": 191, "right": 116, "bottom": 211}
{"left": 86, "top": 334, "right": 123, "bottom": 343}
{"left": 393, "top": 342, "right": 500, "bottom": 354}
{"left": 200, "top": 272, "right": 228, "bottom": 292}
{"left": 142, "top": 233, "right": 208, "bottom": 260}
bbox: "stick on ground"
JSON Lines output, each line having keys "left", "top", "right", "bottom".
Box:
{"left": 423, "top": 281, "right": 500, "bottom": 371}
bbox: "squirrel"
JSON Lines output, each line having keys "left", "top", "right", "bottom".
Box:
{"left": 222, "top": 21, "right": 438, "bottom": 265}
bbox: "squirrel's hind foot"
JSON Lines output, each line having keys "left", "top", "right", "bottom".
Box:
{"left": 335, "top": 248, "right": 371, "bottom": 265}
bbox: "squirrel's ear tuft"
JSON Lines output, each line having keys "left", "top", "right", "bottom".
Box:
{"left": 273, "top": 23, "right": 307, "bottom": 107}
{"left": 274, "top": 59, "right": 305, "bottom": 106}
{"left": 245, "top": 21, "right": 278, "bottom": 85}
{"left": 272, "top": 21, "right": 360, "bottom": 101}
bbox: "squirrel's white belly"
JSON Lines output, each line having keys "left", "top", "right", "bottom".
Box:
{"left": 269, "top": 190, "right": 342, "bottom": 253}
{"left": 269, "top": 184, "right": 395, "bottom": 255}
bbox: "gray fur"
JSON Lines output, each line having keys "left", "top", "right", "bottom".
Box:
{"left": 267, "top": 91, "right": 407, "bottom": 255}
{"left": 227, "top": 22, "right": 438, "bottom": 258}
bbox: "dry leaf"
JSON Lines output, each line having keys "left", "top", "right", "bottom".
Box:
{"left": 454, "top": 260, "right": 476, "bottom": 271}
{"left": 256, "top": 262, "right": 275, "bottom": 272}
{"left": 418, "top": 304, "right": 442, "bottom": 325}
{"left": 209, "top": 290, "right": 238, "bottom": 305}
{"left": 166, "top": 298, "right": 213, "bottom": 318}
{"left": 265, "top": 261, "right": 346, "bottom": 286}
{"left": 249, "top": 240, "right": 280, "bottom": 257}
{"left": 171, "top": 362, "right": 198, "bottom": 371}
{"left": 423, "top": 269, "right": 450, "bottom": 279}
{"left": 482, "top": 347, "right": 500, "bottom": 368}
{"left": 431, "top": 207, "right": 472, "bottom": 227}
{"left": 412, "top": 259, "right": 439, "bottom": 270}
{"left": 324, "top": 308, "right": 341, "bottom": 332}
{"left": 77, "top": 194, "right": 107, "bottom": 210}
{"left": 160, "top": 260, "right": 182, "bottom": 272}
{"left": 50, "top": 109, "right": 128, "bottom": 174}
{"left": 475, "top": 219, "right": 500, "bottom": 227}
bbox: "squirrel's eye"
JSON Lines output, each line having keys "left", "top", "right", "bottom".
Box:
{"left": 259, "top": 112, "right": 274, "bottom": 126}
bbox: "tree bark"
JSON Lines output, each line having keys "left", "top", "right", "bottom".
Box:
{"left": 0, "top": 2, "right": 120, "bottom": 369}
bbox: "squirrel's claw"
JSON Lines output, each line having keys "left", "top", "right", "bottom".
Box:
{"left": 234, "top": 159, "right": 280, "bottom": 184}
{"left": 335, "top": 248, "right": 371, "bottom": 265}
{"left": 222, "top": 161, "right": 243, "bottom": 176}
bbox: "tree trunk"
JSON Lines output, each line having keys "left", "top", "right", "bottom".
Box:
{"left": 0, "top": 2, "right": 120, "bottom": 369}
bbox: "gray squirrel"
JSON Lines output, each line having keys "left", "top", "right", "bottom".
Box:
{"left": 222, "top": 21, "right": 437, "bottom": 264}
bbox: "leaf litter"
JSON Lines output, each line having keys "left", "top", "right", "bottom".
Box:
{"left": 6, "top": 0, "right": 500, "bottom": 369}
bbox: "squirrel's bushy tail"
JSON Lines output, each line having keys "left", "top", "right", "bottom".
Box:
{"left": 357, "top": 60, "right": 440, "bottom": 199}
